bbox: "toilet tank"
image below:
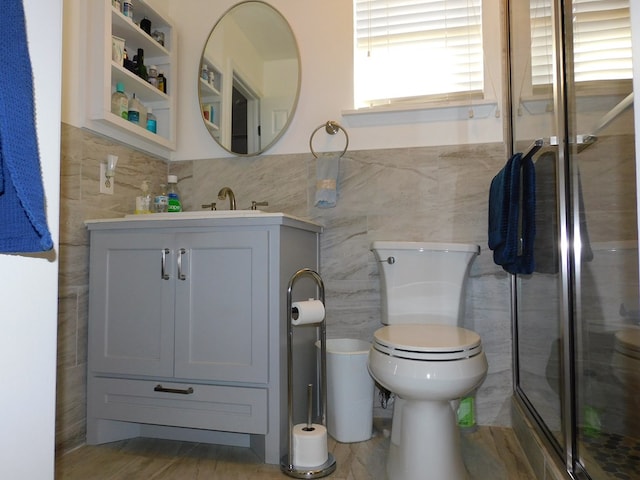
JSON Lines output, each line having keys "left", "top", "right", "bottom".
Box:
{"left": 371, "top": 241, "right": 480, "bottom": 326}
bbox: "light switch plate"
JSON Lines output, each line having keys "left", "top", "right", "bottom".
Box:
{"left": 99, "top": 163, "right": 114, "bottom": 195}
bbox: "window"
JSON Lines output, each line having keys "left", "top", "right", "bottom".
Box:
{"left": 353, "top": 0, "right": 483, "bottom": 109}
{"left": 530, "top": 0, "right": 632, "bottom": 86}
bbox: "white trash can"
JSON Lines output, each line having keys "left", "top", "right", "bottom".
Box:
{"left": 317, "top": 338, "right": 374, "bottom": 443}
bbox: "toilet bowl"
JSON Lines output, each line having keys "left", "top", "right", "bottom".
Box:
{"left": 368, "top": 241, "right": 488, "bottom": 480}
{"left": 612, "top": 327, "right": 640, "bottom": 389}
{"left": 370, "top": 324, "right": 487, "bottom": 480}
{"left": 609, "top": 328, "right": 640, "bottom": 436}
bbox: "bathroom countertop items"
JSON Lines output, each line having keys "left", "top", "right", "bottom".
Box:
{"left": 488, "top": 152, "right": 536, "bottom": 274}
{"left": 0, "top": 0, "right": 53, "bottom": 253}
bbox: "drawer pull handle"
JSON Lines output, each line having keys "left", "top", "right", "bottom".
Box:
{"left": 161, "top": 248, "right": 170, "bottom": 280}
{"left": 154, "top": 384, "right": 194, "bottom": 395}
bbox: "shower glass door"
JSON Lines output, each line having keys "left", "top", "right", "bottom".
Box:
{"left": 511, "top": 0, "right": 639, "bottom": 478}
{"left": 564, "top": 1, "right": 639, "bottom": 478}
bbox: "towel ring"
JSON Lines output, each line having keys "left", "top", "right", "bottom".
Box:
{"left": 309, "top": 121, "right": 349, "bottom": 158}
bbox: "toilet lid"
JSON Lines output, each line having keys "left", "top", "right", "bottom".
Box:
{"left": 615, "top": 329, "right": 640, "bottom": 359}
{"left": 373, "top": 324, "right": 482, "bottom": 361}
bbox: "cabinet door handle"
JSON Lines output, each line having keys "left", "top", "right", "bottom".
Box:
{"left": 177, "top": 248, "right": 187, "bottom": 280}
{"left": 161, "top": 248, "right": 170, "bottom": 280}
{"left": 154, "top": 384, "right": 194, "bottom": 395}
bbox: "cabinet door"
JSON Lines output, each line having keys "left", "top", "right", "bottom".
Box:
{"left": 89, "top": 232, "right": 175, "bottom": 377}
{"left": 174, "top": 230, "right": 269, "bottom": 383}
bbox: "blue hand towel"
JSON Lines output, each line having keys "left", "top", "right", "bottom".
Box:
{"left": 488, "top": 153, "right": 536, "bottom": 274}
{"left": 0, "top": 0, "right": 53, "bottom": 253}
{"left": 315, "top": 153, "right": 340, "bottom": 208}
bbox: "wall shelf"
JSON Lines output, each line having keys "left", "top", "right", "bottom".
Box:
{"left": 85, "top": 0, "right": 176, "bottom": 159}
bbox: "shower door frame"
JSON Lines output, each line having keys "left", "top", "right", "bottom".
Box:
{"left": 506, "top": 0, "right": 589, "bottom": 478}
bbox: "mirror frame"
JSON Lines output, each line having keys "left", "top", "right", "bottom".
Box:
{"left": 198, "top": 1, "right": 301, "bottom": 156}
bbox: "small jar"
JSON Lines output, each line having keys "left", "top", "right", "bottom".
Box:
{"left": 122, "top": 1, "right": 133, "bottom": 20}
{"left": 152, "top": 30, "right": 165, "bottom": 46}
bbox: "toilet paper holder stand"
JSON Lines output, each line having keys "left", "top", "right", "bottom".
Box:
{"left": 280, "top": 268, "right": 336, "bottom": 478}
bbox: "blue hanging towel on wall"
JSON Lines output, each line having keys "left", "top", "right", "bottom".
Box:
{"left": 488, "top": 153, "right": 536, "bottom": 274}
{"left": 0, "top": 0, "right": 53, "bottom": 253}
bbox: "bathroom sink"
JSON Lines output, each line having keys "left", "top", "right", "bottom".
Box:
{"left": 124, "top": 210, "right": 263, "bottom": 220}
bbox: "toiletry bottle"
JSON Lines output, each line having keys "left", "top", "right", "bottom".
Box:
{"left": 122, "top": 1, "right": 133, "bottom": 20}
{"left": 146, "top": 107, "right": 157, "bottom": 133}
{"left": 110, "top": 82, "right": 128, "bottom": 120}
{"left": 134, "top": 48, "right": 147, "bottom": 81}
{"left": 157, "top": 71, "right": 166, "bottom": 93}
{"left": 167, "top": 175, "right": 182, "bottom": 212}
{"left": 154, "top": 183, "right": 168, "bottom": 213}
{"left": 135, "top": 180, "right": 152, "bottom": 214}
{"left": 127, "top": 93, "right": 141, "bottom": 124}
{"left": 140, "top": 17, "right": 151, "bottom": 35}
{"left": 147, "top": 64, "right": 158, "bottom": 88}
{"left": 201, "top": 63, "right": 208, "bottom": 81}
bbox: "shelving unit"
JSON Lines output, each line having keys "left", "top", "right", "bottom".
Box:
{"left": 86, "top": 0, "right": 176, "bottom": 159}
{"left": 199, "top": 58, "right": 223, "bottom": 139}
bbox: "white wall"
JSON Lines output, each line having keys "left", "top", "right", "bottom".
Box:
{"left": 61, "top": 0, "right": 504, "bottom": 160}
{"left": 0, "top": 0, "right": 62, "bottom": 479}
{"left": 168, "top": 0, "right": 504, "bottom": 160}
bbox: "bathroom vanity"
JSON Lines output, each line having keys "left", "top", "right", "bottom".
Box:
{"left": 85, "top": 213, "right": 321, "bottom": 464}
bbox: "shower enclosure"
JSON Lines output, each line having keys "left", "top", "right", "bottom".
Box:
{"left": 508, "top": 0, "right": 639, "bottom": 478}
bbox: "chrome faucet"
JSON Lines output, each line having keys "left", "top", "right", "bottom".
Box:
{"left": 217, "top": 187, "right": 236, "bottom": 210}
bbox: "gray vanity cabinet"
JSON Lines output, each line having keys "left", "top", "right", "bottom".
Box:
{"left": 88, "top": 229, "right": 268, "bottom": 383}
{"left": 85, "top": 216, "right": 321, "bottom": 464}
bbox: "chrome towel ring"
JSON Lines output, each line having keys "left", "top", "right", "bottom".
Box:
{"left": 309, "top": 120, "right": 349, "bottom": 158}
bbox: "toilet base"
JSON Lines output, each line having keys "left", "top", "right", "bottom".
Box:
{"left": 387, "top": 397, "right": 469, "bottom": 480}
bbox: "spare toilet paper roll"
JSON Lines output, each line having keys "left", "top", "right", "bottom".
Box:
{"left": 291, "top": 299, "right": 325, "bottom": 326}
{"left": 292, "top": 423, "right": 329, "bottom": 467}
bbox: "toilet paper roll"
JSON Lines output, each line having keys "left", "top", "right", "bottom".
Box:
{"left": 292, "top": 423, "right": 328, "bottom": 467}
{"left": 291, "top": 299, "right": 325, "bottom": 326}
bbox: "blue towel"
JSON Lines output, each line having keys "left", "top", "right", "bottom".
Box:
{"left": 315, "top": 153, "right": 340, "bottom": 208}
{"left": 488, "top": 153, "right": 536, "bottom": 274}
{"left": 0, "top": 0, "right": 53, "bottom": 253}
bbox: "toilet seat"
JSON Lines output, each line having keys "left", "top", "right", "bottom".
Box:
{"left": 373, "top": 324, "right": 482, "bottom": 361}
{"left": 614, "top": 328, "right": 640, "bottom": 360}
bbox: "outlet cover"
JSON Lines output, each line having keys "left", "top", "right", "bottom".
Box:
{"left": 99, "top": 163, "right": 114, "bottom": 195}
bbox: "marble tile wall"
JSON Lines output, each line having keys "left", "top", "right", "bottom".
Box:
{"left": 173, "top": 141, "right": 514, "bottom": 426}
{"left": 56, "top": 124, "right": 513, "bottom": 453}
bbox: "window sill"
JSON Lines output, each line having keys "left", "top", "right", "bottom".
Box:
{"left": 341, "top": 99, "right": 499, "bottom": 127}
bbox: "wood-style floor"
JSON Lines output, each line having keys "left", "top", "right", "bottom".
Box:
{"left": 55, "top": 419, "right": 536, "bottom": 479}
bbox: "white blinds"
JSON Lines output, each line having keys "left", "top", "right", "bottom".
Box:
{"left": 354, "top": 0, "right": 483, "bottom": 107}
{"left": 530, "top": 0, "right": 632, "bottom": 86}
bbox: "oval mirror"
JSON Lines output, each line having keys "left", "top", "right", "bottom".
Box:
{"left": 198, "top": 1, "right": 301, "bottom": 156}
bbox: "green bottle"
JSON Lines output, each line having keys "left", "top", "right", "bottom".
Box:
{"left": 167, "top": 175, "right": 182, "bottom": 213}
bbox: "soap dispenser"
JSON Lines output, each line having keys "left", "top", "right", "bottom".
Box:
{"left": 135, "top": 180, "right": 152, "bottom": 214}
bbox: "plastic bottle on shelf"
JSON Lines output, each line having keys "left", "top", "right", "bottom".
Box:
{"left": 201, "top": 64, "right": 208, "bottom": 81}
{"left": 122, "top": 1, "right": 133, "bottom": 20}
{"left": 146, "top": 107, "right": 157, "bottom": 134}
{"left": 157, "top": 72, "right": 166, "bottom": 93}
{"left": 167, "top": 175, "right": 182, "bottom": 212}
{"left": 110, "top": 82, "right": 128, "bottom": 120}
{"left": 154, "top": 184, "right": 168, "bottom": 213}
{"left": 148, "top": 65, "right": 158, "bottom": 88}
{"left": 127, "top": 93, "right": 142, "bottom": 124}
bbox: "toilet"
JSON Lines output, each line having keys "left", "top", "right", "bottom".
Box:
{"left": 368, "top": 241, "right": 488, "bottom": 480}
{"left": 611, "top": 327, "right": 640, "bottom": 433}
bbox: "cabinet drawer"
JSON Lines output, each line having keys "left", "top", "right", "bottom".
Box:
{"left": 91, "top": 377, "right": 267, "bottom": 434}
